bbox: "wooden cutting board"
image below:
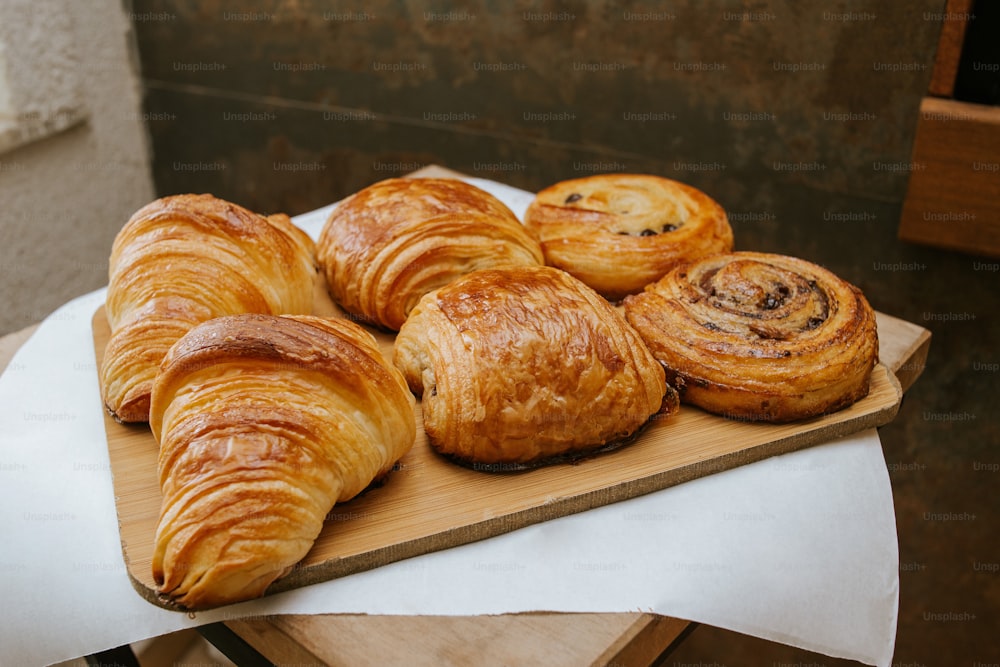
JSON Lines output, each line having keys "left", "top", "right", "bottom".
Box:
{"left": 94, "top": 258, "right": 919, "bottom": 610}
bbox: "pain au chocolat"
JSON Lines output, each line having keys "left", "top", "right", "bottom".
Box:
{"left": 393, "top": 265, "right": 675, "bottom": 468}
{"left": 524, "top": 173, "right": 733, "bottom": 301}
{"left": 623, "top": 251, "right": 878, "bottom": 423}
{"left": 317, "top": 177, "right": 544, "bottom": 331}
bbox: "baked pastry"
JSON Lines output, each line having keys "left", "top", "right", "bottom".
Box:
{"left": 393, "top": 265, "right": 674, "bottom": 468}
{"left": 100, "top": 194, "right": 316, "bottom": 423}
{"left": 317, "top": 177, "right": 544, "bottom": 331}
{"left": 149, "top": 313, "right": 416, "bottom": 609}
{"left": 523, "top": 174, "right": 733, "bottom": 300}
{"left": 623, "top": 251, "right": 878, "bottom": 422}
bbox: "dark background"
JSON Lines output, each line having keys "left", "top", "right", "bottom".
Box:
{"left": 127, "top": 1, "right": 998, "bottom": 664}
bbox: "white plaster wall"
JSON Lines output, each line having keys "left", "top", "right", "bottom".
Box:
{"left": 0, "top": 0, "right": 155, "bottom": 335}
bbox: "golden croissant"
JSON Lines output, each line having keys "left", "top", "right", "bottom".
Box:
{"left": 149, "top": 313, "right": 417, "bottom": 609}
{"left": 393, "top": 265, "right": 673, "bottom": 468}
{"left": 624, "top": 251, "right": 878, "bottom": 422}
{"left": 317, "top": 177, "right": 544, "bottom": 331}
{"left": 100, "top": 194, "right": 316, "bottom": 423}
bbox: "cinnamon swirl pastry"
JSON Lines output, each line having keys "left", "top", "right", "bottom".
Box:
{"left": 524, "top": 174, "right": 733, "bottom": 300}
{"left": 317, "top": 177, "right": 544, "bottom": 331}
{"left": 393, "top": 265, "right": 674, "bottom": 468}
{"left": 623, "top": 252, "right": 878, "bottom": 422}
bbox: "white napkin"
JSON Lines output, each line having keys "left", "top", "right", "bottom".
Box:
{"left": 0, "top": 178, "right": 898, "bottom": 667}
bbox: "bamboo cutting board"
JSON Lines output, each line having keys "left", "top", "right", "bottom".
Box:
{"left": 93, "top": 265, "right": 912, "bottom": 609}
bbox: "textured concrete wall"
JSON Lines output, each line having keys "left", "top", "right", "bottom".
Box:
{"left": 0, "top": 1, "right": 88, "bottom": 153}
{"left": 0, "top": 0, "right": 155, "bottom": 335}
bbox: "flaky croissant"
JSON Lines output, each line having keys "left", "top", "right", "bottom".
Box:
{"left": 623, "top": 251, "right": 878, "bottom": 422}
{"left": 524, "top": 174, "right": 733, "bottom": 300}
{"left": 393, "top": 265, "right": 673, "bottom": 468}
{"left": 149, "top": 313, "right": 417, "bottom": 609}
{"left": 100, "top": 194, "right": 316, "bottom": 423}
{"left": 317, "top": 177, "right": 544, "bottom": 331}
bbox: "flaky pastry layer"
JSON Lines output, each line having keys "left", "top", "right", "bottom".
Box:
{"left": 149, "top": 314, "right": 416, "bottom": 609}
{"left": 317, "top": 177, "right": 544, "bottom": 331}
{"left": 101, "top": 194, "right": 316, "bottom": 422}
{"left": 394, "top": 265, "right": 673, "bottom": 466}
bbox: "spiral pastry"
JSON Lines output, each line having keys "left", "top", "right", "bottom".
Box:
{"left": 623, "top": 252, "right": 878, "bottom": 422}
{"left": 317, "top": 177, "right": 544, "bottom": 331}
{"left": 393, "top": 265, "right": 672, "bottom": 467}
{"left": 101, "top": 194, "right": 316, "bottom": 423}
{"left": 524, "top": 174, "right": 733, "bottom": 301}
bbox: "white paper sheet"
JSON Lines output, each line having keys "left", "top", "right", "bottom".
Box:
{"left": 0, "top": 178, "right": 898, "bottom": 667}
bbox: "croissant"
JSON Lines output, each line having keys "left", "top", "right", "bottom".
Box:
{"left": 100, "top": 194, "right": 316, "bottom": 423}
{"left": 317, "top": 177, "right": 544, "bottom": 331}
{"left": 393, "top": 265, "right": 673, "bottom": 468}
{"left": 149, "top": 313, "right": 417, "bottom": 609}
{"left": 623, "top": 251, "right": 878, "bottom": 422}
{"left": 523, "top": 174, "right": 733, "bottom": 300}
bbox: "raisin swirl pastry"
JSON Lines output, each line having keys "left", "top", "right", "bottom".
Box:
{"left": 623, "top": 252, "right": 878, "bottom": 422}
{"left": 524, "top": 174, "right": 733, "bottom": 301}
{"left": 393, "top": 265, "right": 674, "bottom": 468}
{"left": 317, "top": 177, "right": 544, "bottom": 331}
{"left": 101, "top": 194, "right": 316, "bottom": 423}
{"left": 149, "top": 314, "right": 416, "bottom": 609}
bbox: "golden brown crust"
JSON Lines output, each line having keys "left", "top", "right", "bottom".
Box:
{"left": 623, "top": 252, "right": 878, "bottom": 422}
{"left": 149, "top": 313, "right": 416, "bottom": 609}
{"left": 100, "top": 194, "right": 316, "bottom": 423}
{"left": 317, "top": 177, "right": 544, "bottom": 331}
{"left": 393, "top": 265, "right": 672, "bottom": 466}
{"left": 524, "top": 174, "right": 733, "bottom": 301}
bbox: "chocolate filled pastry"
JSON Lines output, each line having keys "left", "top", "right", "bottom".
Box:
{"left": 101, "top": 194, "right": 316, "bottom": 423}
{"left": 623, "top": 251, "right": 878, "bottom": 422}
{"left": 149, "top": 314, "right": 416, "bottom": 609}
{"left": 393, "top": 265, "right": 674, "bottom": 468}
{"left": 523, "top": 174, "right": 733, "bottom": 301}
{"left": 317, "top": 177, "right": 544, "bottom": 331}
